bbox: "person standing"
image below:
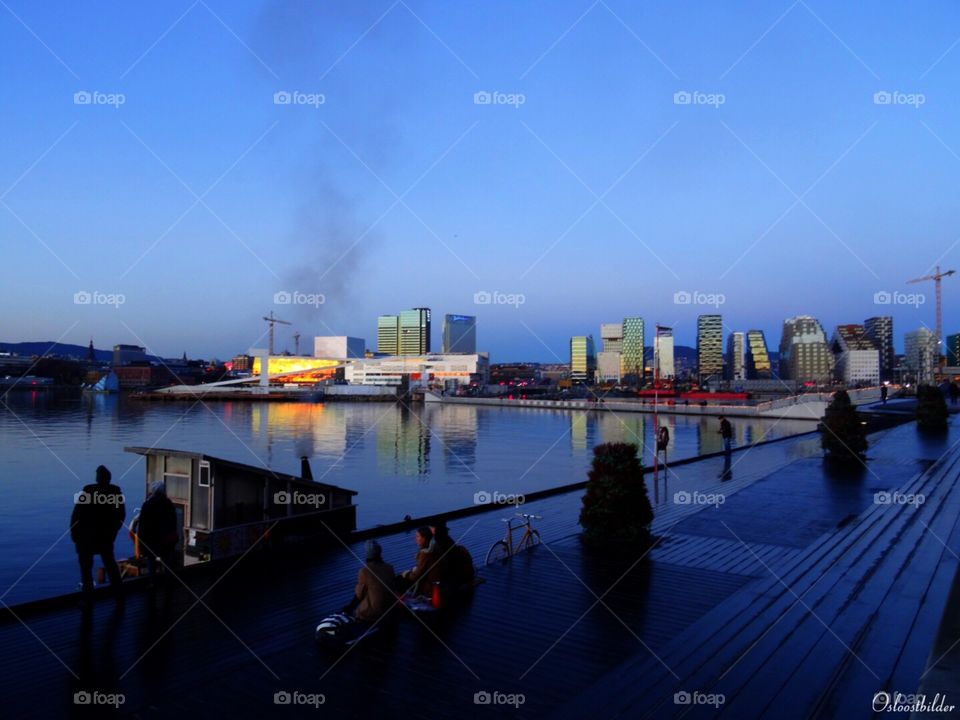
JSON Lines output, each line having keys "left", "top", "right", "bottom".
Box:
{"left": 718, "top": 416, "right": 733, "bottom": 454}
{"left": 656, "top": 425, "right": 670, "bottom": 466}
{"left": 880, "top": 384, "right": 888, "bottom": 405}
{"left": 137, "top": 481, "right": 179, "bottom": 583}
{"left": 71, "top": 465, "right": 126, "bottom": 607}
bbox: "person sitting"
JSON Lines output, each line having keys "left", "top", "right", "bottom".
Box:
{"left": 427, "top": 521, "right": 477, "bottom": 600}
{"left": 448, "top": 543, "right": 476, "bottom": 589}
{"left": 343, "top": 540, "right": 398, "bottom": 624}
{"left": 399, "top": 527, "right": 437, "bottom": 596}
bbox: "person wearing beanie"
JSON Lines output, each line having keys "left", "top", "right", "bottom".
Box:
{"left": 70, "top": 465, "right": 126, "bottom": 608}
{"left": 136, "top": 480, "right": 179, "bottom": 583}
{"left": 342, "top": 539, "right": 397, "bottom": 623}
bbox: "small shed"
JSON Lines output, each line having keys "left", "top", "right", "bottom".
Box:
{"left": 125, "top": 447, "right": 357, "bottom": 565}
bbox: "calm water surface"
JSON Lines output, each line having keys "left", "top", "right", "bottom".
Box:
{"left": 0, "top": 391, "right": 816, "bottom": 602}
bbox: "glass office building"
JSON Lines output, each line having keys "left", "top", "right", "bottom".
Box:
{"left": 400, "top": 308, "right": 431, "bottom": 355}
{"left": 377, "top": 315, "right": 400, "bottom": 355}
{"left": 697, "top": 314, "right": 723, "bottom": 382}
{"left": 621, "top": 317, "right": 644, "bottom": 383}
{"left": 570, "top": 335, "right": 596, "bottom": 383}
{"left": 442, "top": 314, "right": 477, "bottom": 354}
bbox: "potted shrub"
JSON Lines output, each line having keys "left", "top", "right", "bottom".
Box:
{"left": 820, "top": 390, "right": 867, "bottom": 461}
{"left": 579, "top": 442, "right": 653, "bottom": 549}
{"left": 916, "top": 384, "right": 948, "bottom": 431}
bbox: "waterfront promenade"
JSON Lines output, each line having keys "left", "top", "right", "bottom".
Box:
{"left": 1, "top": 418, "right": 957, "bottom": 718}
{"left": 425, "top": 387, "right": 883, "bottom": 420}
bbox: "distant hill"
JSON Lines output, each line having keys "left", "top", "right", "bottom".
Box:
{"left": 0, "top": 341, "right": 160, "bottom": 363}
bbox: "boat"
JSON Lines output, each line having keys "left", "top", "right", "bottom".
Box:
{"left": 124, "top": 447, "right": 357, "bottom": 566}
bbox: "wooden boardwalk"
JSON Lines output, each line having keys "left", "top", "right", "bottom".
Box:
{"left": 2, "top": 421, "right": 958, "bottom": 719}
{"left": 560, "top": 422, "right": 960, "bottom": 719}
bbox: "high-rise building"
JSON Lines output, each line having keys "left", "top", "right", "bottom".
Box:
{"left": 400, "top": 307, "right": 431, "bottom": 355}
{"left": 779, "top": 316, "right": 833, "bottom": 383}
{"left": 947, "top": 333, "right": 960, "bottom": 367}
{"left": 654, "top": 326, "right": 675, "bottom": 379}
{"left": 621, "top": 317, "right": 644, "bottom": 383}
{"left": 745, "top": 330, "right": 772, "bottom": 379}
{"left": 596, "top": 352, "right": 621, "bottom": 383}
{"left": 697, "top": 314, "right": 723, "bottom": 382}
{"left": 570, "top": 335, "right": 596, "bottom": 383}
{"left": 864, "top": 316, "right": 895, "bottom": 381}
{"left": 726, "top": 331, "right": 745, "bottom": 381}
{"left": 442, "top": 314, "right": 476, "bottom": 354}
{"left": 598, "top": 323, "right": 623, "bottom": 382}
{"left": 831, "top": 325, "right": 879, "bottom": 385}
{"left": 600, "top": 323, "right": 624, "bottom": 353}
{"left": 904, "top": 328, "right": 938, "bottom": 384}
{"left": 377, "top": 315, "right": 399, "bottom": 355}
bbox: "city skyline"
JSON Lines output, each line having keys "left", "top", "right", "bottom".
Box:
{"left": 2, "top": 2, "right": 958, "bottom": 361}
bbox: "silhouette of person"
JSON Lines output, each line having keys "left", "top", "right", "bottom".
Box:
{"left": 71, "top": 465, "right": 125, "bottom": 608}
{"left": 136, "top": 481, "right": 179, "bottom": 584}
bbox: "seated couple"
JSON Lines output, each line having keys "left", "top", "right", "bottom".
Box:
{"left": 399, "top": 522, "right": 475, "bottom": 600}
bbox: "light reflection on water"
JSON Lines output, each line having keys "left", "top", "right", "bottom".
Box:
{"left": 0, "top": 391, "right": 816, "bottom": 602}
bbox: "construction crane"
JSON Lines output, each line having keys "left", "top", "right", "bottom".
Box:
{"left": 262, "top": 312, "right": 291, "bottom": 356}
{"left": 293, "top": 331, "right": 301, "bottom": 356}
{"left": 907, "top": 265, "right": 955, "bottom": 364}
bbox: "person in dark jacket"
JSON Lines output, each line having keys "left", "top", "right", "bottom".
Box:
{"left": 718, "top": 416, "right": 733, "bottom": 454}
{"left": 137, "top": 481, "right": 179, "bottom": 581}
{"left": 70, "top": 465, "right": 125, "bottom": 604}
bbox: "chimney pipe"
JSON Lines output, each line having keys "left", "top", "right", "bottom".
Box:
{"left": 300, "top": 456, "right": 314, "bottom": 482}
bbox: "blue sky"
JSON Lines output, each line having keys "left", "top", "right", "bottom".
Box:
{"left": 2, "top": 0, "right": 959, "bottom": 361}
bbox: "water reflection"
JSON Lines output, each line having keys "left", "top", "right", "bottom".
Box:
{"left": 377, "top": 405, "right": 431, "bottom": 477}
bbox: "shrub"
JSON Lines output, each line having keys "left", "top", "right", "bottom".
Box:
{"left": 916, "top": 384, "right": 948, "bottom": 431}
{"left": 579, "top": 442, "right": 653, "bottom": 548}
{"left": 821, "top": 390, "right": 867, "bottom": 461}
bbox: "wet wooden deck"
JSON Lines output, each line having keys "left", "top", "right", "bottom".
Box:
{"left": 2, "top": 421, "right": 958, "bottom": 719}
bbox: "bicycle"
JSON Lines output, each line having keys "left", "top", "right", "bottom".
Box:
{"left": 485, "top": 513, "right": 542, "bottom": 564}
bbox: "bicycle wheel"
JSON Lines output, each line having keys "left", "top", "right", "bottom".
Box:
{"left": 520, "top": 530, "right": 541, "bottom": 552}
{"left": 485, "top": 540, "right": 510, "bottom": 565}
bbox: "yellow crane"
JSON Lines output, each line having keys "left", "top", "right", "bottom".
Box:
{"left": 907, "top": 265, "right": 955, "bottom": 365}
{"left": 262, "top": 312, "right": 291, "bottom": 356}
